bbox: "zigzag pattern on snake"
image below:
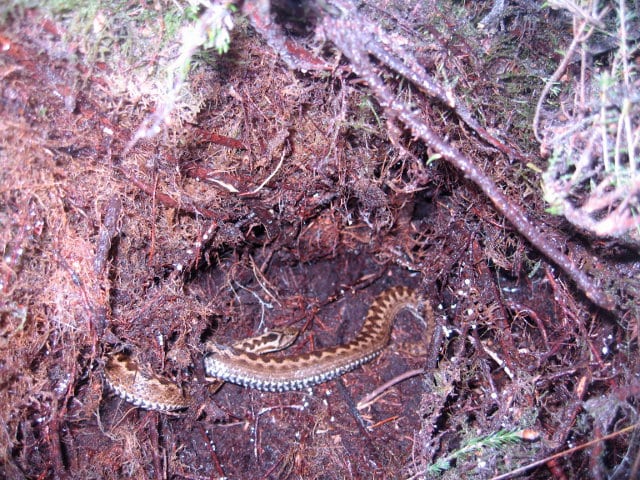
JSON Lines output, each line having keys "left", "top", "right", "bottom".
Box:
{"left": 103, "top": 286, "right": 432, "bottom": 412}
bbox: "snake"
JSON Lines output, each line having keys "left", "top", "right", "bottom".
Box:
{"left": 103, "top": 286, "right": 431, "bottom": 412}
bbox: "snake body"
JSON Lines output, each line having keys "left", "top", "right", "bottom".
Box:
{"left": 204, "top": 286, "right": 423, "bottom": 391}
{"left": 104, "top": 286, "right": 429, "bottom": 411}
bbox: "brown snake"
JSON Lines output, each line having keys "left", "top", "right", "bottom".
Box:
{"left": 104, "top": 286, "right": 432, "bottom": 412}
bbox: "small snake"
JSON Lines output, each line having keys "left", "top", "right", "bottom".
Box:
{"left": 104, "top": 286, "right": 431, "bottom": 411}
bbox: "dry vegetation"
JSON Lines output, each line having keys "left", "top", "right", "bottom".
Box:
{"left": 1, "top": 0, "right": 639, "bottom": 479}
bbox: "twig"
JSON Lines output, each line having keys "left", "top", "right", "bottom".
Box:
{"left": 533, "top": 15, "right": 598, "bottom": 142}
{"left": 357, "top": 368, "right": 424, "bottom": 410}
{"left": 243, "top": 148, "right": 287, "bottom": 195}
{"left": 319, "top": 3, "right": 614, "bottom": 310}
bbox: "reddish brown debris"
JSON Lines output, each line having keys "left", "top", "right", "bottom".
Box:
{"left": 0, "top": 3, "right": 637, "bottom": 480}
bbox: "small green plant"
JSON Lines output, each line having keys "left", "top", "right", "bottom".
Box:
{"left": 409, "top": 429, "right": 537, "bottom": 478}
{"left": 203, "top": 3, "right": 235, "bottom": 55}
